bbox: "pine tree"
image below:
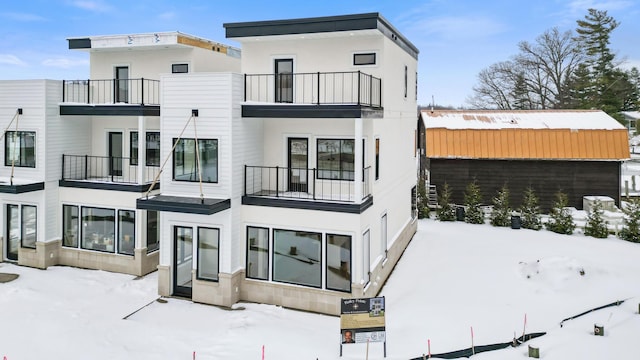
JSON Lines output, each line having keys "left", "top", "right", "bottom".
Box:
{"left": 464, "top": 180, "right": 484, "bottom": 224}
{"left": 584, "top": 199, "right": 609, "bottom": 238}
{"left": 619, "top": 198, "right": 640, "bottom": 243}
{"left": 490, "top": 184, "right": 511, "bottom": 227}
{"left": 545, "top": 191, "right": 576, "bottom": 234}
{"left": 436, "top": 182, "right": 456, "bottom": 221}
{"left": 520, "top": 187, "right": 542, "bottom": 230}
{"left": 416, "top": 177, "right": 430, "bottom": 219}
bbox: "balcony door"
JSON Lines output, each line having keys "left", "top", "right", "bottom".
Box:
{"left": 288, "top": 138, "right": 308, "bottom": 193}
{"left": 108, "top": 132, "right": 123, "bottom": 177}
{"left": 115, "top": 66, "right": 129, "bottom": 103}
{"left": 275, "top": 59, "right": 293, "bottom": 103}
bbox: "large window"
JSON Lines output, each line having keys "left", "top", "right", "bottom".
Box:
{"left": 130, "top": 132, "right": 160, "bottom": 166}
{"left": 273, "top": 229, "right": 321, "bottom": 288}
{"left": 81, "top": 207, "right": 116, "bottom": 253}
{"left": 118, "top": 210, "right": 135, "bottom": 255}
{"left": 317, "top": 139, "right": 355, "bottom": 180}
{"left": 5, "top": 131, "right": 35, "bottom": 168}
{"left": 147, "top": 210, "right": 159, "bottom": 253}
{"left": 246, "top": 227, "right": 269, "bottom": 280}
{"left": 21, "top": 205, "right": 37, "bottom": 249}
{"left": 326, "top": 234, "right": 351, "bottom": 292}
{"left": 173, "top": 138, "right": 218, "bottom": 183}
{"left": 197, "top": 227, "right": 220, "bottom": 281}
{"left": 63, "top": 205, "right": 79, "bottom": 248}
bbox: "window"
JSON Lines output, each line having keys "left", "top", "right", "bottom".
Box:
{"left": 353, "top": 53, "right": 376, "bottom": 66}
{"left": 375, "top": 138, "right": 380, "bottom": 180}
{"left": 381, "top": 213, "right": 388, "bottom": 259}
{"left": 415, "top": 71, "right": 418, "bottom": 100}
{"left": 411, "top": 185, "right": 418, "bottom": 220}
{"left": 6, "top": 204, "right": 19, "bottom": 260}
{"left": 173, "top": 138, "right": 218, "bottom": 183}
{"left": 363, "top": 230, "right": 370, "bottom": 285}
{"left": 147, "top": 210, "right": 159, "bottom": 253}
{"left": 130, "top": 132, "right": 160, "bottom": 166}
{"left": 21, "top": 205, "right": 37, "bottom": 249}
{"left": 404, "top": 65, "right": 408, "bottom": 98}
{"left": 273, "top": 229, "right": 321, "bottom": 288}
{"left": 118, "top": 210, "right": 135, "bottom": 255}
{"left": 326, "top": 234, "right": 351, "bottom": 292}
{"left": 172, "top": 63, "right": 189, "bottom": 73}
{"left": 317, "top": 139, "right": 355, "bottom": 180}
{"left": 5, "top": 131, "right": 35, "bottom": 167}
{"left": 197, "top": 227, "right": 220, "bottom": 281}
{"left": 81, "top": 207, "right": 115, "bottom": 253}
{"left": 247, "top": 227, "right": 269, "bottom": 280}
{"left": 63, "top": 205, "right": 79, "bottom": 248}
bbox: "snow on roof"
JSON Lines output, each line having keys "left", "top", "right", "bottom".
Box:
{"left": 421, "top": 110, "right": 625, "bottom": 130}
{"left": 622, "top": 111, "right": 640, "bottom": 120}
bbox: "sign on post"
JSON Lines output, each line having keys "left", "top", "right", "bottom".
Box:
{"left": 340, "top": 296, "right": 386, "bottom": 357}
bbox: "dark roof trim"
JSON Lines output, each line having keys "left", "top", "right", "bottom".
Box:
{"left": 0, "top": 182, "right": 45, "bottom": 194}
{"left": 241, "top": 104, "right": 383, "bottom": 118}
{"left": 224, "top": 13, "right": 418, "bottom": 60}
{"left": 242, "top": 195, "right": 373, "bottom": 214}
{"left": 136, "top": 195, "right": 231, "bottom": 215}
{"left": 59, "top": 180, "right": 160, "bottom": 193}
{"left": 68, "top": 38, "right": 91, "bottom": 49}
{"left": 60, "top": 104, "right": 160, "bottom": 116}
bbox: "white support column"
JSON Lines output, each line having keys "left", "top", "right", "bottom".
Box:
{"left": 354, "top": 117, "right": 363, "bottom": 202}
{"left": 137, "top": 115, "right": 145, "bottom": 184}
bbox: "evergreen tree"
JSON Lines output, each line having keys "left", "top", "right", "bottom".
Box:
{"left": 436, "top": 182, "right": 455, "bottom": 221}
{"left": 464, "top": 180, "right": 484, "bottom": 224}
{"left": 584, "top": 199, "right": 609, "bottom": 238}
{"left": 520, "top": 187, "right": 542, "bottom": 230}
{"left": 416, "top": 177, "right": 430, "bottom": 219}
{"left": 490, "top": 184, "right": 511, "bottom": 227}
{"left": 545, "top": 191, "right": 576, "bottom": 234}
{"left": 619, "top": 198, "right": 640, "bottom": 243}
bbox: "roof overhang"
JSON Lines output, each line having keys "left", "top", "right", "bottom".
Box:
{"left": 136, "top": 195, "right": 231, "bottom": 215}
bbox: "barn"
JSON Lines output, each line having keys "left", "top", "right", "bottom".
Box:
{"left": 419, "top": 109, "right": 631, "bottom": 211}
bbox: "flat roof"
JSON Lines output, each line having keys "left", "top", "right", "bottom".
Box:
{"left": 224, "top": 13, "right": 418, "bottom": 60}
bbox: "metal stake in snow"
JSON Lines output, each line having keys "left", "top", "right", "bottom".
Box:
{"left": 192, "top": 351, "right": 195, "bottom": 360}
{"left": 470, "top": 326, "right": 475, "bottom": 355}
{"left": 261, "top": 345, "right": 265, "bottom": 360}
{"left": 428, "top": 339, "right": 431, "bottom": 358}
{"left": 522, "top": 313, "right": 527, "bottom": 340}
{"left": 365, "top": 339, "right": 370, "bottom": 360}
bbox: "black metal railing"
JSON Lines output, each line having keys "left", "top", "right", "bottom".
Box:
{"left": 62, "top": 78, "right": 160, "bottom": 105}
{"left": 244, "top": 71, "right": 382, "bottom": 107}
{"left": 62, "top": 154, "right": 160, "bottom": 184}
{"left": 244, "top": 165, "right": 371, "bottom": 202}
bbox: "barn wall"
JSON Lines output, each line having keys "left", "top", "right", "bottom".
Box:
{"left": 429, "top": 159, "right": 621, "bottom": 211}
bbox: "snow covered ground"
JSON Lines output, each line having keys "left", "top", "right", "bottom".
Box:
{"left": 1, "top": 219, "right": 639, "bottom": 360}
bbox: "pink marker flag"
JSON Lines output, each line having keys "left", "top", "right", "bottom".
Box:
{"left": 262, "top": 345, "right": 265, "bottom": 360}
{"left": 428, "top": 339, "right": 431, "bottom": 358}
{"left": 192, "top": 351, "right": 196, "bottom": 360}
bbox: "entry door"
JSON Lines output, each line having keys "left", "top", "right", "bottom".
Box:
{"left": 5, "top": 205, "right": 19, "bottom": 261}
{"left": 108, "top": 132, "right": 123, "bottom": 176}
{"left": 173, "top": 226, "right": 193, "bottom": 298}
{"left": 275, "top": 59, "right": 293, "bottom": 103}
{"left": 288, "top": 138, "right": 308, "bottom": 192}
{"left": 115, "top": 66, "right": 129, "bottom": 103}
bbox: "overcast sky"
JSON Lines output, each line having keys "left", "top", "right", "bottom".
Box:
{"left": 1, "top": 0, "right": 638, "bottom": 108}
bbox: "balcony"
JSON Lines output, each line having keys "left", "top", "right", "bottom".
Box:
{"left": 242, "top": 165, "right": 373, "bottom": 214}
{"left": 242, "top": 71, "right": 383, "bottom": 118}
{"left": 60, "top": 78, "right": 160, "bottom": 116}
{"left": 60, "top": 155, "right": 160, "bottom": 192}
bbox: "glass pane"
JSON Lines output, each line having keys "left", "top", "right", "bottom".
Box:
{"left": 118, "top": 210, "right": 135, "bottom": 255}
{"left": 81, "top": 207, "right": 116, "bottom": 253}
{"left": 247, "top": 227, "right": 269, "bottom": 280}
{"left": 341, "top": 140, "right": 355, "bottom": 180}
{"left": 363, "top": 230, "right": 370, "bottom": 285}
{"left": 63, "top": 205, "right": 79, "bottom": 247}
{"left": 173, "top": 138, "right": 217, "bottom": 183}
{"left": 317, "top": 139, "right": 341, "bottom": 179}
{"left": 130, "top": 132, "right": 138, "bottom": 166}
{"left": 146, "top": 132, "right": 160, "bottom": 166}
{"left": 199, "top": 139, "right": 218, "bottom": 182}
{"left": 146, "top": 211, "right": 159, "bottom": 253}
{"left": 5, "top": 131, "right": 35, "bottom": 168}
{"left": 6, "top": 204, "right": 19, "bottom": 260}
{"left": 273, "top": 229, "right": 321, "bottom": 288}
{"left": 21, "top": 205, "right": 37, "bottom": 249}
{"left": 197, "top": 227, "right": 219, "bottom": 281}
{"left": 326, "top": 234, "right": 351, "bottom": 292}
{"left": 175, "top": 226, "right": 193, "bottom": 289}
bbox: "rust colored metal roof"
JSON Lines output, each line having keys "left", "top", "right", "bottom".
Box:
{"left": 426, "top": 128, "right": 630, "bottom": 160}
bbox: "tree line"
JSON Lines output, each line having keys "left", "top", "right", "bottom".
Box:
{"left": 468, "top": 8, "right": 639, "bottom": 122}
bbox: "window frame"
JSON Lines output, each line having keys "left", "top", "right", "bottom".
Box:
{"left": 363, "top": 229, "right": 371, "bottom": 286}
{"left": 80, "top": 206, "right": 116, "bottom": 253}
{"left": 404, "top": 65, "right": 408, "bottom": 98}
{"left": 62, "top": 205, "right": 79, "bottom": 248}
{"left": 21, "top": 205, "right": 37, "bottom": 249}
{"left": 316, "top": 138, "right": 355, "bottom": 181}
{"left": 172, "top": 138, "right": 219, "bottom": 183}
{"left": 117, "top": 209, "right": 135, "bottom": 256}
{"left": 353, "top": 53, "right": 376, "bottom": 66}
{"left": 130, "top": 131, "right": 160, "bottom": 166}
{"left": 325, "top": 233, "right": 352, "bottom": 293}
{"left": 246, "top": 226, "right": 270, "bottom": 280}
{"left": 5, "top": 131, "right": 36, "bottom": 168}
{"left": 146, "top": 210, "right": 159, "bottom": 253}
{"left": 172, "top": 63, "right": 189, "bottom": 74}
{"left": 196, "top": 227, "right": 220, "bottom": 281}
{"left": 272, "top": 228, "right": 322, "bottom": 288}
{"left": 375, "top": 138, "right": 380, "bottom": 180}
